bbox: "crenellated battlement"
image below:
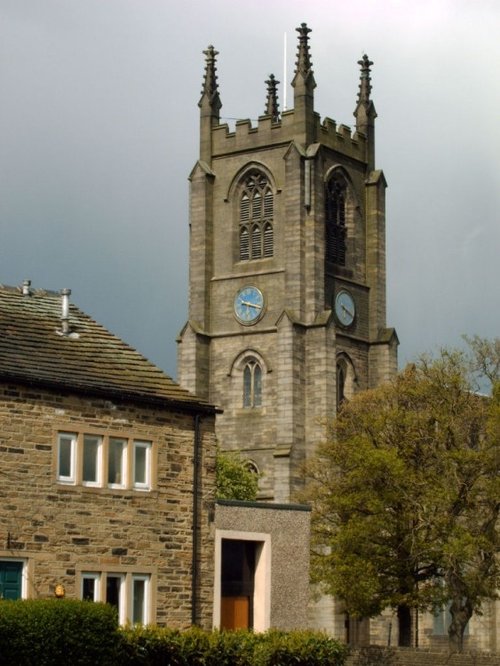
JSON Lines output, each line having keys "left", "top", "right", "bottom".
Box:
{"left": 200, "top": 24, "right": 374, "bottom": 167}
{"left": 210, "top": 108, "right": 367, "bottom": 163}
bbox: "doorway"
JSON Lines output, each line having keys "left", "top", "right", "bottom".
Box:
{"left": 220, "top": 539, "right": 257, "bottom": 629}
{"left": 0, "top": 561, "right": 23, "bottom": 600}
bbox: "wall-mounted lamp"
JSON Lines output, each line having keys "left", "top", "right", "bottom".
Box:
{"left": 54, "top": 584, "right": 65, "bottom": 598}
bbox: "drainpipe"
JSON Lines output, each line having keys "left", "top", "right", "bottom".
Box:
{"left": 191, "top": 413, "right": 202, "bottom": 626}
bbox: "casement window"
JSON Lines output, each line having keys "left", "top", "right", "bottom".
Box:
{"left": 243, "top": 359, "right": 262, "bottom": 408}
{"left": 108, "top": 438, "right": 126, "bottom": 487}
{"left": 325, "top": 175, "right": 347, "bottom": 265}
{"left": 82, "top": 572, "right": 100, "bottom": 601}
{"left": 57, "top": 432, "right": 153, "bottom": 491}
{"left": 57, "top": 433, "right": 76, "bottom": 483}
{"left": 82, "top": 435, "right": 102, "bottom": 486}
{"left": 131, "top": 575, "right": 150, "bottom": 625}
{"left": 81, "top": 572, "right": 150, "bottom": 625}
{"left": 239, "top": 171, "right": 274, "bottom": 261}
{"left": 133, "top": 441, "right": 151, "bottom": 490}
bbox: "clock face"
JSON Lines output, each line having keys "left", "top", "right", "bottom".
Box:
{"left": 234, "top": 286, "right": 265, "bottom": 325}
{"left": 335, "top": 290, "right": 356, "bottom": 327}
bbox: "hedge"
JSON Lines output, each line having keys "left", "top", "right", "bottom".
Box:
{"left": 0, "top": 599, "right": 122, "bottom": 666}
{"left": 0, "top": 600, "right": 348, "bottom": 665}
{"left": 120, "top": 626, "right": 348, "bottom": 665}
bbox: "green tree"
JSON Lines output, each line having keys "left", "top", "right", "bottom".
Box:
{"left": 215, "top": 449, "right": 259, "bottom": 501}
{"left": 305, "top": 341, "right": 500, "bottom": 652}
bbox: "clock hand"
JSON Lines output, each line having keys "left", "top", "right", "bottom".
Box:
{"left": 341, "top": 304, "right": 354, "bottom": 317}
{"left": 241, "top": 300, "right": 262, "bottom": 309}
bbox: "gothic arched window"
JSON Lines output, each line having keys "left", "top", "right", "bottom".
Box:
{"left": 336, "top": 354, "right": 356, "bottom": 411}
{"left": 325, "top": 174, "right": 347, "bottom": 266}
{"left": 243, "top": 359, "right": 262, "bottom": 408}
{"left": 336, "top": 361, "right": 346, "bottom": 409}
{"left": 239, "top": 171, "right": 274, "bottom": 260}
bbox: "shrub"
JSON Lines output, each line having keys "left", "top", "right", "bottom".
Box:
{"left": 120, "top": 626, "right": 348, "bottom": 665}
{"left": 120, "top": 626, "right": 184, "bottom": 665}
{"left": 257, "top": 629, "right": 348, "bottom": 666}
{"left": 0, "top": 608, "right": 348, "bottom": 666}
{"left": 0, "top": 599, "right": 122, "bottom": 666}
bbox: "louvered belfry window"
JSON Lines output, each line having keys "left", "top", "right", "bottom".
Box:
{"left": 239, "top": 172, "right": 273, "bottom": 260}
{"left": 325, "top": 175, "right": 347, "bottom": 265}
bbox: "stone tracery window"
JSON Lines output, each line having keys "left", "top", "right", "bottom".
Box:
{"left": 325, "top": 173, "right": 347, "bottom": 265}
{"left": 239, "top": 171, "right": 274, "bottom": 260}
{"left": 243, "top": 359, "right": 262, "bottom": 408}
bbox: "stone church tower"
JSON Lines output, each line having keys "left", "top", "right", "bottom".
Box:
{"left": 178, "top": 24, "right": 398, "bottom": 504}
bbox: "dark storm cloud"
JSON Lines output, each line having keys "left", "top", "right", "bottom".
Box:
{"left": 1, "top": 0, "right": 499, "bottom": 377}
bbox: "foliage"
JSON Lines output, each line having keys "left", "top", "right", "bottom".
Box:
{"left": 0, "top": 599, "right": 122, "bottom": 666}
{"left": 120, "top": 626, "right": 348, "bottom": 665}
{"left": 255, "top": 629, "right": 348, "bottom": 665}
{"left": 215, "top": 448, "right": 259, "bottom": 501}
{"left": 305, "top": 340, "right": 500, "bottom": 652}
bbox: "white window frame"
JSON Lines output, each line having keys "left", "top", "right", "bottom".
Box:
{"left": 106, "top": 573, "right": 126, "bottom": 625}
{"left": 108, "top": 438, "right": 127, "bottom": 489}
{"left": 56, "top": 433, "right": 152, "bottom": 492}
{"left": 131, "top": 574, "right": 150, "bottom": 625}
{"left": 79, "top": 571, "right": 150, "bottom": 626}
{"left": 81, "top": 572, "right": 101, "bottom": 602}
{"left": 82, "top": 435, "right": 102, "bottom": 487}
{"left": 133, "top": 441, "right": 151, "bottom": 490}
{"left": 57, "top": 432, "right": 77, "bottom": 484}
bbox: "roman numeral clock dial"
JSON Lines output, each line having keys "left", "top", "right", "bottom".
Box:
{"left": 234, "top": 286, "right": 265, "bottom": 325}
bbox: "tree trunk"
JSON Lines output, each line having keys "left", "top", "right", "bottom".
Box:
{"left": 397, "top": 604, "right": 412, "bottom": 647}
{"left": 448, "top": 597, "right": 473, "bottom": 653}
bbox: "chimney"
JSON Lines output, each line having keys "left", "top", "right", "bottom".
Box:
{"left": 22, "top": 279, "right": 31, "bottom": 296}
{"left": 60, "top": 288, "right": 71, "bottom": 335}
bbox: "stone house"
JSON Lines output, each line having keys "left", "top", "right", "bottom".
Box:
{"left": 0, "top": 281, "right": 217, "bottom": 628}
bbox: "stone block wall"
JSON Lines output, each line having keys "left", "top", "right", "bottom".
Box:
{"left": 346, "top": 648, "right": 499, "bottom": 666}
{"left": 0, "top": 382, "right": 216, "bottom": 628}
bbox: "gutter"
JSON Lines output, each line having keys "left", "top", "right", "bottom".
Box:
{"left": 0, "top": 372, "right": 220, "bottom": 416}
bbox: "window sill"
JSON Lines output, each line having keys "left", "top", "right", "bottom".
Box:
{"left": 55, "top": 483, "right": 157, "bottom": 498}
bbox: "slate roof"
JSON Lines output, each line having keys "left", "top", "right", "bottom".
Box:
{"left": 0, "top": 283, "right": 215, "bottom": 413}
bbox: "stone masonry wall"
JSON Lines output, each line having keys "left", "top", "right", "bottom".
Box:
{"left": 0, "top": 382, "right": 216, "bottom": 629}
{"left": 345, "top": 648, "right": 499, "bottom": 666}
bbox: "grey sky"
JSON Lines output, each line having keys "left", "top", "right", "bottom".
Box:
{"left": 1, "top": 0, "right": 499, "bottom": 379}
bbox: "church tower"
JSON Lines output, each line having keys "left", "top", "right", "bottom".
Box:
{"left": 178, "top": 24, "right": 398, "bottom": 503}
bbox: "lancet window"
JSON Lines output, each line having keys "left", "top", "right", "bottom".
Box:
{"left": 243, "top": 359, "right": 262, "bottom": 408}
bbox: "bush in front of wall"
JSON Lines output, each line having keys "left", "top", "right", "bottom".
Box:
{"left": 120, "top": 626, "right": 255, "bottom": 666}
{"left": 0, "top": 602, "right": 348, "bottom": 666}
{"left": 0, "top": 599, "right": 122, "bottom": 666}
{"left": 256, "top": 629, "right": 348, "bottom": 665}
{"left": 120, "top": 626, "right": 348, "bottom": 665}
